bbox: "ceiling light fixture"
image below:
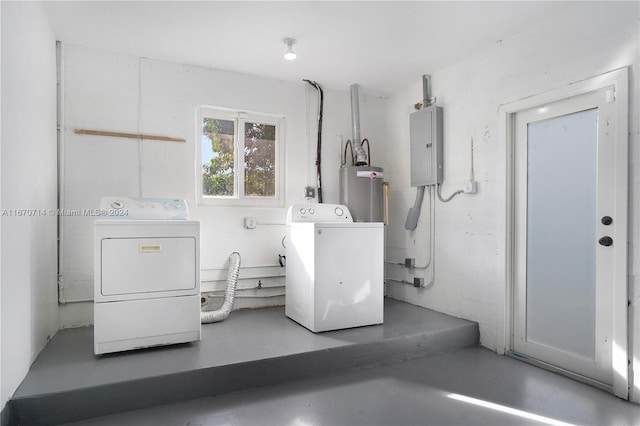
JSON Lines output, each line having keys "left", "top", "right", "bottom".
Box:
{"left": 283, "top": 38, "right": 297, "bottom": 61}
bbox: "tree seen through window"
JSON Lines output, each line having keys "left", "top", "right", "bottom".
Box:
{"left": 244, "top": 122, "right": 276, "bottom": 197}
{"left": 202, "top": 118, "right": 234, "bottom": 196}
{"left": 202, "top": 117, "right": 276, "bottom": 198}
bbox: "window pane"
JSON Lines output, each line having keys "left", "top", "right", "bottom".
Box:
{"left": 244, "top": 122, "right": 276, "bottom": 197}
{"left": 202, "top": 118, "right": 235, "bottom": 196}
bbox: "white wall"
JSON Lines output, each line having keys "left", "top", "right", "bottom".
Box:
{"left": 58, "top": 45, "right": 387, "bottom": 327}
{"left": 51, "top": 0, "right": 640, "bottom": 404}
{"left": 381, "top": 2, "right": 639, "bottom": 400}
{"left": 0, "top": 1, "right": 59, "bottom": 411}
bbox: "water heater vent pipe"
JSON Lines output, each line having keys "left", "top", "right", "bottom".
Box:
{"left": 350, "top": 84, "right": 369, "bottom": 165}
{"left": 422, "top": 75, "right": 433, "bottom": 108}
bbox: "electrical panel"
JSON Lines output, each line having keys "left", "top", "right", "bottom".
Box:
{"left": 409, "top": 105, "right": 443, "bottom": 186}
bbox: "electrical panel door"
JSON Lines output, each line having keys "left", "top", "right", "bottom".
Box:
{"left": 410, "top": 105, "right": 443, "bottom": 186}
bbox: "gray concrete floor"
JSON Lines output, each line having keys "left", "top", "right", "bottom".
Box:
{"left": 15, "top": 299, "right": 474, "bottom": 398}
{"left": 9, "top": 298, "right": 481, "bottom": 425}
{"left": 13, "top": 298, "right": 640, "bottom": 425}
{"left": 64, "top": 346, "right": 640, "bottom": 426}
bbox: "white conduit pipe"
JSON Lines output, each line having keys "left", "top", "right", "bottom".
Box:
{"left": 201, "top": 252, "right": 241, "bottom": 324}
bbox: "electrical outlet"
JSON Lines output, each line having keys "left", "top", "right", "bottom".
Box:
{"left": 463, "top": 180, "right": 477, "bottom": 194}
{"left": 405, "top": 258, "right": 415, "bottom": 268}
{"left": 413, "top": 277, "right": 424, "bottom": 288}
{"left": 305, "top": 186, "right": 316, "bottom": 198}
{"left": 244, "top": 217, "right": 257, "bottom": 229}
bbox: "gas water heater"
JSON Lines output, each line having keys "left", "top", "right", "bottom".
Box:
{"left": 339, "top": 84, "right": 384, "bottom": 223}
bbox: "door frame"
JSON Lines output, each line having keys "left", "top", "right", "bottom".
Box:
{"left": 497, "top": 67, "right": 629, "bottom": 398}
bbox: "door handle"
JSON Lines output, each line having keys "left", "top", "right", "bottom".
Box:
{"left": 598, "top": 236, "right": 613, "bottom": 247}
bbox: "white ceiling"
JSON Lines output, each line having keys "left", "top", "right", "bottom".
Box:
{"left": 42, "top": 1, "right": 576, "bottom": 96}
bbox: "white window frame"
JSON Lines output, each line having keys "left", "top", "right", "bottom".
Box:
{"left": 197, "top": 106, "right": 284, "bottom": 207}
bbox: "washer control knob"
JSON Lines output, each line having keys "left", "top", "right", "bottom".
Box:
{"left": 111, "top": 200, "right": 124, "bottom": 209}
{"left": 309, "top": 208, "right": 314, "bottom": 214}
{"left": 299, "top": 208, "right": 306, "bottom": 215}
{"left": 334, "top": 207, "right": 344, "bottom": 217}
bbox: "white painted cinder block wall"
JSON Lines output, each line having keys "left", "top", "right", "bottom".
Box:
{"left": 0, "top": 1, "right": 59, "bottom": 411}
{"left": 381, "top": 2, "right": 640, "bottom": 401}
{"left": 4, "top": 0, "right": 637, "bottom": 411}
{"left": 58, "top": 44, "right": 388, "bottom": 327}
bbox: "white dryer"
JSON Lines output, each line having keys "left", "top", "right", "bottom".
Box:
{"left": 94, "top": 197, "right": 200, "bottom": 355}
{"left": 285, "top": 203, "right": 384, "bottom": 332}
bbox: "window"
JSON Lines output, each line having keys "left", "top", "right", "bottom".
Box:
{"left": 198, "top": 107, "right": 283, "bottom": 206}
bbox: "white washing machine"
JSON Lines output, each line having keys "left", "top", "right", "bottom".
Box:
{"left": 285, "top": 203, "right": 384, "bottom": 332}
{"left": 94, "top": 197, "right": 200, "bottom": 355}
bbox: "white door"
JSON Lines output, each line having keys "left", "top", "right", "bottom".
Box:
{"left": 512, "top": 83, "right": 626, "bottom": 392}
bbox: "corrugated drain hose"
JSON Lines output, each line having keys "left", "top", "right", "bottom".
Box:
{"left": 201, "top": 252, "right": 241, "bottom": 324}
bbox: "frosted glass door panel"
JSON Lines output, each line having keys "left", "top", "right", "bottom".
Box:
{"left": 513, "top": 78, "right": 627, "bottom": 394}
{"left": 525, "top": 108, "right": 597, "bottom": 360}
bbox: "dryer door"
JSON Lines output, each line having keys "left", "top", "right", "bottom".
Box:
{"left": 100, "top": 237, "right": 197, "bottom": 296}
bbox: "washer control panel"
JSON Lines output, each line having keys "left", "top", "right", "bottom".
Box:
{"left": 99, "top": 197, "right": 189, "bottom": 220}
{"left": 286, "top": 204, "right": 353, "bottom": 223}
